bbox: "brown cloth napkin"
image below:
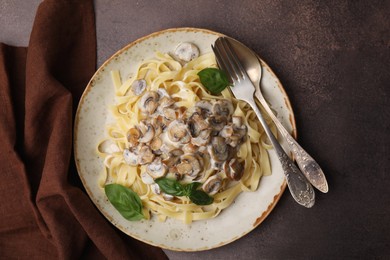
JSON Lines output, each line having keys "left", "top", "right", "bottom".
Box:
{"left": 0, "top": 0, "right": 167, "bottom": 259}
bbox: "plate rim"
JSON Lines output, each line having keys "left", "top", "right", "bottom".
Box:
{"left": 74, "top": 27, "right": 296, "bottom": 251}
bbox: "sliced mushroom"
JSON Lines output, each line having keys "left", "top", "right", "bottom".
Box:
{"left": 146, "top": 158, "right": 168, "bottom": 179}
{"left": 138, "top": 121, "right": 155, "bottom": 143}
{"left": 163, "top": 193, "right": 174, "bottom": 201}
{"left": 202, "top": 175, "right": 222, "bottom": 195}
{"left": 194, "top": 152, "right": 205, "bottom": 169}
{"left": 162, "top": 149, "right": 184, "bottom": 167}
{"left": 224, "top": 158, "right": 244, "bottom": 181}
{"left": 131, "top": 79, "right": 147, "bottom": 96}
{"left": 232, "top": 116, "right": 243, "bottom": 127}
{"left": 213, "top": 99, "right": 234, "bottom": 118}
{"left": 229, "top": 124, "right": 248, "bottom": 147}
{"left": 155, "top": 115, "right": 170, "bottom": 131}
{"left": 188, "top": 113, "right": 209, "bottom": 137}
{"left": 195, "top": 100, "right": 213, "bottom": 118}
{"left": 123, "top": 148, "right": 138, "bottom": 166}
{"left": 228, "top": 135, "right": 242, "bottom": 148}
{"left": 210, "top": 160, "right": 224, "bottom": 170}
{"left": 167, "top": 120, "right": 191, "bottom": 144}
{"left": 138, "top": 91, "right": 159, "bottom": 114}
{"left": 219, "top": 124, "right": 234, "bottom": 138}
{"left": 198, "top": 145, "right": 207, "bottom": 154}
{"left": 150, "top": 137, "right": 163, "bottom": 152}
{"left": 170, "top": 149, "right": 185, "bottom": 157}
{"left": 127, "top": 127, "right": 141, "bottom": 147}
{"left": 207, "top": 116, "right": 227, "bottom": 133}
{"left": 234, "top": 124, "right": 248, "bottom": 138}
{"left": 138, "top": 145, "right": 155, "bottom": 165}
{"left": 162, "top": 107, "right": 177, "bottom": 120}
{"left": 209, "top": 136, "right": 229, "bottom": 162}
{"left": 182, "top": 143, "right": 198, "bottom": 154}
{"left": 176, "top": 154, "right": 202, "bottom": 179}
{"left": 157, "top": 88, "right": 174, "bottom": 109}
{"left": 150, "top": 117, "right": 163, "bottom": 136}
{"left": 166, "top": 171, "right": 184, "bottom": 181}
{"left": 159, "top": 143, "right": 177, "bottom": 157}
{"left": 176, "top": 106, "right": 187, "bottom": 119}
{"left": 191, "top": 129, "right": 211, "bottom": 146}
{"left": 151, "top": 183, "right": 161, "bottom": 194}
{"left": 174, "top": 42, "right": 200, "bottom": 62}
{"left": 159, "top": 96, "right": 175, "bottom": 108}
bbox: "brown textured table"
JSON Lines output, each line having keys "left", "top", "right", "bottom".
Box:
{"left": 1, "top": 0, "right": 389, "bottom": 259}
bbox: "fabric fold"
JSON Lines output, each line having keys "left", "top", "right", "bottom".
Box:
{"left": 0, "top": 0, "right": 167, "bottom": 259}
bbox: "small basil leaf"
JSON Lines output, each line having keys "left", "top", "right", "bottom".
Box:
{"left": 198, "top": 68, "right": 230, "bottom": 94}
{"left": 155, "top": 177, "right": 186, "bottom": 196}
{"left": 105, "top": 184, "right": 144, "bottom": 221}
{"left": 184, "top": 182, "right": 202, "bottom": 196}
{"left": 188, "top": 190, "right": 214, "bottom": 205}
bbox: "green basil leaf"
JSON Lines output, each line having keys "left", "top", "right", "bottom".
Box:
{"left": 184, "top": 182, "right": 202, "bottom": 196}
{"left": 188, "top": 190, "right": 214, "bottom": 205}
{"left": 105, "top": 184, "right": 144, "bottom": 221}
{"left": 198, "top": 68, "right": 230, "bottom": 94}
{"left": 155, "top": 177, "right": 186, "bottom": 196}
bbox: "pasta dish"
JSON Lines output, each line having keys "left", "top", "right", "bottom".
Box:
{"left": 97, "top": 43, "right": 275, "bottom": 224}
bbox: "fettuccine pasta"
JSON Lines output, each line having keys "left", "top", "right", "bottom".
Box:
{"left": 98, "top": 47, "right": 276, "bottom": 224}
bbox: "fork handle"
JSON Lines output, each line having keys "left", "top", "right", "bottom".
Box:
{"left": 256, "top": 94, "right": 329, "bottom": 193}
{"left": 247, "top": 97, "right": 315, "bottom": 208}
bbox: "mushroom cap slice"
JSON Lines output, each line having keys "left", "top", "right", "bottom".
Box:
{"left": 191, "top": 129, "right": 211, "bottom": 146}
{"left": 159, "top": 96, "right": 175, "bottom": 108}
{"left": 138, "top": 91, "right": 159, "bottom": 114}
{"left": 188, "top": 113, "right": 209, "bottom": 137}
{"left": 162, "top": 107, "right": 177, "bottom": 120}
{"left": 138, "top": 145, "right": 155, "bottom": 165}
{"left": 209, "top": 136, "right": 229, "bottom": 162}
{"left": 182, "top": 143, "right": 198, "bottom": 154}
{"left": 127, "top": 127, "right": 141, "bottom": 147}
{"left": 138, "top": 122, "right": 155, "bottom": 144}
{"left": 131, "top": 79, "right": 147, "bottom": 96}
{"left": 224, "top": 158, "right": 244, "bottom": 181}
{"left": 174, "top": 42, "right": 200, "bottom": 62}
{"left": 150, "top": 137, "right": 163, "bottom": 151}
{"left": 219, "top": 124, "right": 234, "bottom": 138}
{"left": 232, "top": 116, "right": 243, "bottom": 127}
{"left": 207, "top": 116, "right": 227, "bottom": 132}
{"left": 146, "top": 158, "right": 168, "bottom": 179}
{"left": 202, "top": 175, "right": 222, "bottom": 195}
{"left": 162, "top": 148, "right": 184, "bottom": 167}
{"left": 123, "top": 148, "right": 138, "bottom": 166}
{"left": 151, "top": 183, "right": 161, "bottom": 194}
{"left": 176, "top": 154, "right": 202, "bottom": 179}
{"left": 167, "top": 120, "right": 191, "bottom": 144}
{"left": 195, "top": 100, "right": 213, "bottom": 118}
{"left": 213, "top": 99, "right": 234, "bottom": 118}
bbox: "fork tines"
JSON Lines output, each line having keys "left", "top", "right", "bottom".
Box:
{"left": 212, "top": 37, "right": 248, "bottom": 83}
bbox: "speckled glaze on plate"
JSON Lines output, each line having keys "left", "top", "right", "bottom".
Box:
{"left": 74, "top": 28, "right": 296, "bottom": 251}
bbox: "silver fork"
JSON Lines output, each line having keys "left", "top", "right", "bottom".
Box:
{"left": 212, "top": 37, "right": 315, "bottom": 208}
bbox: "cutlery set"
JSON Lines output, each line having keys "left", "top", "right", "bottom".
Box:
{"left": 212, "top": 37, "right": 328, "bottom": 207}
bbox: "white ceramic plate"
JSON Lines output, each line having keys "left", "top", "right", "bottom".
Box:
{"left": 74, "top": 28, "right": 296, "bottom": 251}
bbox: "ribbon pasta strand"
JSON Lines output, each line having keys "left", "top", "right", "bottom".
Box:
{"left": 98, "top": 52, "right": 274, "bottom": 224}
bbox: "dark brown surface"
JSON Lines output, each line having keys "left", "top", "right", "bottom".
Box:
{"left": 1, "top": 0, "right": 389, "bottom": 259}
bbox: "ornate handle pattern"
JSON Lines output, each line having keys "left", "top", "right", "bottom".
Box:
{"left": 248, "top": 97, "right": 315, "bottom": 208}
{"left": 256, "top": 93, "right": 329, "bottom": 193}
